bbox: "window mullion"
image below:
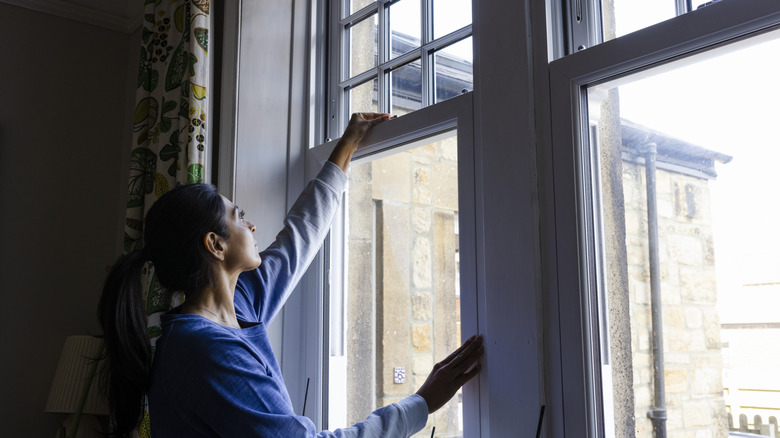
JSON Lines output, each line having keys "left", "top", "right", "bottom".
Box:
{"left": 377, "top": 1, "right": 389, "bottom": 113}
{"left": 421, "top": 0, "right": 433, "bottom": 107}
{"left": 329, "top": 0, "right": 344, "bottom": 140}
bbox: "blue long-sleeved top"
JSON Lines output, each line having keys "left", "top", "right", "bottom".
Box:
{"left": 148, "top": 162, "right": 428, "bottom": 437}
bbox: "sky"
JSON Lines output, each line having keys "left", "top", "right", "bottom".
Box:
{"left": 604, "top": 24, "right": 780, "bottom": 322}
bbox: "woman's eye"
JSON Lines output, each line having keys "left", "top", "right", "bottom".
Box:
{"left": 239, "top": 210, "right": 246, "bottom": 220}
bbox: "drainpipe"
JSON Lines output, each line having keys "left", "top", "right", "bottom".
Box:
{"left": 643, "top": 143, "right": 667, "bottom": 438}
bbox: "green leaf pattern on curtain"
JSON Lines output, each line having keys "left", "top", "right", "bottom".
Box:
{"left": 124, "top": 1, "right": 210, "bottom": 435}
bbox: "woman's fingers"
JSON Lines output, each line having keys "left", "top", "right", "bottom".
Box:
{"left": 440, "top": 334, "right": 479, "bottom": 365}
{"left": 443, "top": 335, "right": 483, "bottom": 371}
{"left": 455, "top": 362, "right": 481, "bottom": 388}
{"left": 415, "top": 335, "right": 484, "bottom": 413}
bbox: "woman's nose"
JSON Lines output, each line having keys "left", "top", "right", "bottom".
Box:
{"left": 248, "top": 220, "right": 256, "bottom": 232}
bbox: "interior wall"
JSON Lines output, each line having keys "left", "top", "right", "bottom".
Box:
{"left": 0, "top": 4, "right": 137, "bottom": 436}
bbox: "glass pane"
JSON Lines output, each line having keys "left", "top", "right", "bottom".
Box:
{"left": 434, "top": 37, "right": 473, "bottom": 104}
{"left": 601, "top": 0, "right": 727, "bottom": 43}
{"left": 349, "top": 78, "right": 378, "bottom": 114}
{"left": 605, "top": 0, "right": 675, "bottom": 40}
{"left": 433, "top": 0, "right": 472, "bottom": 39}
{"left": 349, "top": 0, "right": 375, "bottom": 16}
{"left": 349, "top": 14, "right": 378, "bottom": 78}
{"left": 391, "top": 59, "right": 422, "bottom": 116}
{"left": 329, "top": 134, "right": 462, "bottom": 438}
{"left": 390, "top": 0, "right": 421, "bottom": 59}
{"left": 585, "top": 31, "right": 780, "bottom": 437}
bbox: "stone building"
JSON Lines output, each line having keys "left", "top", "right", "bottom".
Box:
{"left": 616, "top": 119, "right": 732, "bottom": 437}
{"left": 343, "top": 135, "right": 462, "bottom": 438}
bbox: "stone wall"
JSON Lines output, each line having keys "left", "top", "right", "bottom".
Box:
{"left": 622, "top": 161, "right": 728, "bottom": 438}
{"left": 345, "top": 136, "right": 462, "bottom": 437}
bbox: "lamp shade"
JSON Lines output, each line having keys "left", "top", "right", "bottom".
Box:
{"left": 45, "top": 336, "right": 109, "bottom": 416}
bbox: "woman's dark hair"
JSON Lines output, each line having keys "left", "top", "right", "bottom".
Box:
{"left": 97, "top": 183, "right": 228, "bottom": 437}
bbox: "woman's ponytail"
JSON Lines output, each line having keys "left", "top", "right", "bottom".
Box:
{"left": 96, "top": 183, "right": 228, "bottom": 436}
{"left": 97, "top": 249, "right": 152, "bottom": 437}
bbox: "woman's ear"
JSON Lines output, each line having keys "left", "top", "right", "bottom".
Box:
{"left": 203, "top": 232, "right": 226, "bottom": 261}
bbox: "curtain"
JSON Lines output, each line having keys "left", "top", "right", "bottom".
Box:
{"left": 124, "top": 1, "right": 211, "bottom": 435}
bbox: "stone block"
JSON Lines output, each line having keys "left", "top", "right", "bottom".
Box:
{"left": 694, "top": 367, "right": 723, "bottom": 395}
{"left": 432, "top": 162, "right": 458, "bottom": 210}
{"left": 625, "top": 212, "right": 644, "bottom": 236}
{"left": 413, "top": 236, "right": 432, "bottom": 289}
{"left": 440, "top": 137, "right": 457, "bottom": 161}
{"left": 704, "top": 318, "right": 721, "bottom": 350}
{"left": 412, "top": 207, "right": 430, "bottom": 233}
{"left": 666, "top": 405, "right": 684, "bottom": 430}
{"left": 412, "top": 355, "right": 433, "bottom": 375}
{"left": 682, "top": 400, "right": 712, "bottom": 428}
{"left": 412, "top": 324, "right": 431, "bottom": 352}
{"left": 661, "top": 284, "right": 682, "bottom": 305}
{"left": 372, "top": 154, "right": 410, "bottom": 203}
{"left": 667, "top": 234, "right": 704, "bottom": 266}
{"left": 411, "top": 142, "right": 437, "bottom": 161}
{"left": 665, "top": 368, "right": 689, "bottom": 393}
{"left": 627, "top": 243, "right": 646, "bottom": 267}
{"left": 666, "top": 307, "right": 686, "bottom": 330}
{"left": 637, "top": 328, "right": 650, "bottom": 352}
{"left": 634, "top": 385, "right": 652, "bottom": 412}
{"left": 666, "top": 329, "right": 692, "bottom": 352}
{"left": 679, "top": 267, "right": 716, "bottom": 303}
{"left": 412, "top": 292, "right": 432, "bottom": 320}
{"left": 413, "top": 167, "right": 431, "bottom": 204}
{"left": 685, "top": 307, "right": 703, "bottom": 329}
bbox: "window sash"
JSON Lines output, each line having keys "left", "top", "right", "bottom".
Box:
{"left": 327, "top": 0, "right": 472, "bottom": 140}
{"left": 306, "top": 92, "right": 481, "bottom": 434}
{"left": 548, "top": 0, "right": 780, "bottom": 435}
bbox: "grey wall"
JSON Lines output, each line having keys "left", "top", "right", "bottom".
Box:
{"left": 0, "top": 4, "right": 137, "bottom": 436}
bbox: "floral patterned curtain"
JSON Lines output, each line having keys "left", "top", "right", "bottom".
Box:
{"left": 124, "top": 1, "right": 210, "bottom": 435}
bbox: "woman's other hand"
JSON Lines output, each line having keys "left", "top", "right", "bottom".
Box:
{"left": 328, "top": 113, "right": 392, "bottom": 172}
{"left": 415, "top": 335, "right": 484, "bottom": 414}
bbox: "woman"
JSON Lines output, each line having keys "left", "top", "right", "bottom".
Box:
{"left": 98, "top": 113, "right": 483, "bottom": 437}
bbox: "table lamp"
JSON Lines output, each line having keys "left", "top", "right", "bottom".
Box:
{"left": 45, "top": 336, "right": 110, "bottom": 438}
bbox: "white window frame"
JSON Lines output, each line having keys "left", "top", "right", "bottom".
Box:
{"left": 326, "top": 0, "right": 473, "bottom": 140}
{"left": 545, "top": 0, "right": 780, "bottom": 435}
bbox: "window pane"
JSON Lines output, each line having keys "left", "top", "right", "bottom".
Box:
{"left": 349, "top": 14, "right": 378, "bottom": 78}
{"left": 349, "top": 78, "right": 378, "bottom": 114}
{"left": 349, "top": 0, "right": 375, "bottom": 16}
{"left": 434, "top": 37, "right": 473, "bottom": 104}
{"left": 600, "top": 0, "right": 725, "bottom": 43}
{"left": 607, "top": 0, "right": 675, "bottom": 40}
{"left": 585, "top": 31, "right": 780, "bottom": 437}
{"left": 390, "top": 0, "right": 421, "bottom": 59}
{"left": 391, "top": 59, "right": 422, "bottom": 115}
{"left": 433, "top": 0, "right": 471, "bottom": 39}
{"left": 329, "top": 134, "right": 462, "bottom": 438}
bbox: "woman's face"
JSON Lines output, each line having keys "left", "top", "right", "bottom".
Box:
{"left": 221, "top": 196, "right": 262, "bottom": 272}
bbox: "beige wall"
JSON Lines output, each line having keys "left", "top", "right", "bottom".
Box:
{"left": 0, "top": 4, "right": 136, "bottom": 436}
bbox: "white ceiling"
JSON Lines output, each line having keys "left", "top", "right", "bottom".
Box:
{"left": 3, "top": 0, "right": 142, "bottom": 33}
